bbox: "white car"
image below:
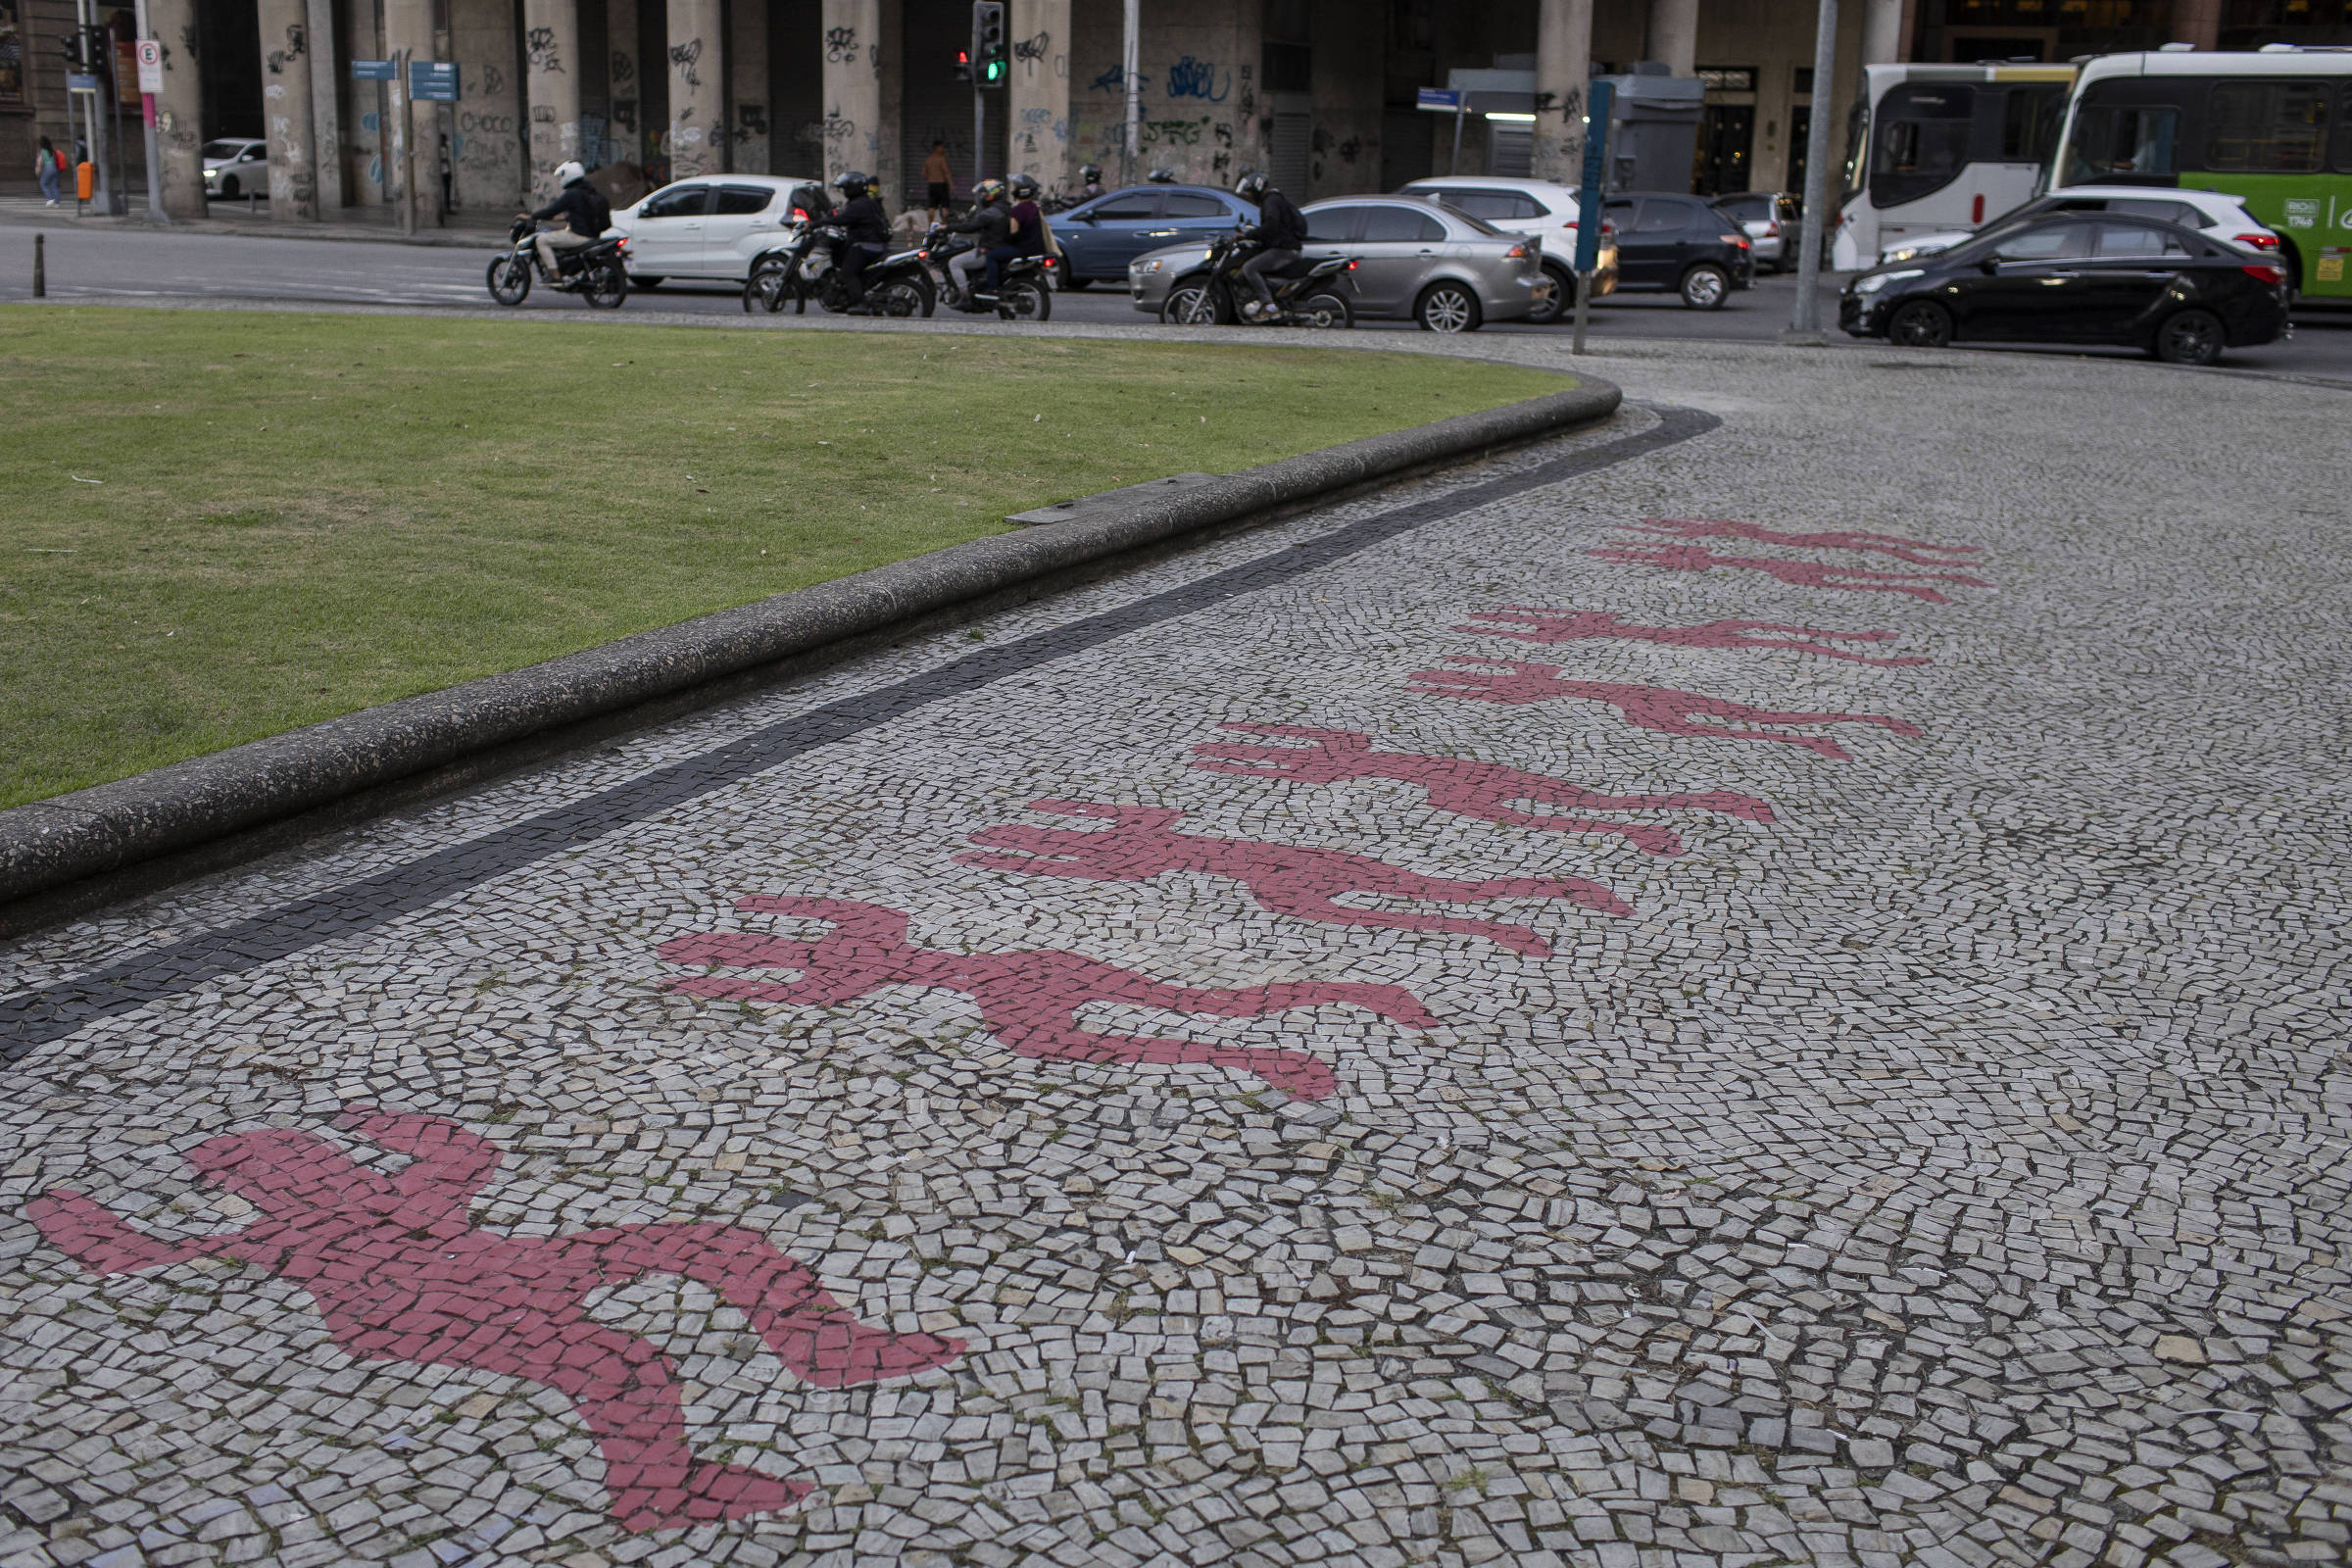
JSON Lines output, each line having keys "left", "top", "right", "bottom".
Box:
{"left": 1394, "top": 174, "right": 1619, "bottom": 321}
{"left": 200, "top": 139, "right": 269, "bottom": 201}
{"left": 610, "top": 173, "right": 822, "bottom": 285}
{"left": 1878, "top": 185, "right": 2281, "bottom": 267}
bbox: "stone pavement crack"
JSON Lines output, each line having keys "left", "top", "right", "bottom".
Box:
{"left": 0, "top": 404, "right": 1720, "bottom": 1059}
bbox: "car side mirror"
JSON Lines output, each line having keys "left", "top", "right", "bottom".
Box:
{"left": 1979, "top": 257, "right": 2000, "bottom": 273}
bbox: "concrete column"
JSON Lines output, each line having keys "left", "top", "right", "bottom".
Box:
{"left": 1008, "top": 0, "right": 1070, "bottom": 194}
{"left": 666, "top": 0, "right": 725, "bottom": 179}
{"left": 1859, "top": 0, "right": 1904, "bottom": 65}
{"left": 258, "top": 0, "right": 319, "bottom": 218}
{"left": 524, "top": 0, "right": 582, "bottom": 202}
{"left": 2172, "top": 0, "right": 2221, "bottom": 49}
{"left": 306, "top": 0, "right": 342, "bottom": 208}
{"left": 383, "top": 0, "right": 436, "bottom": 227}
{"left": 1647, "top": 0, "right": 1697, "bottom": 75}
{"left": 732, "top": 0, "right": 769, "bottom": 173}
{"left": 452, "top": 0, "right": 522, "bottom": 211}
{"left": 148, "top": 0, "right": 206, "bottom": 219}
{"left": 1532, "top": 0, "right": 1593, "bottom": 185}
{"left": 340, "top": 0, "right": 381, "bottom": 205}
{"left": 607, "top": 0, "right": 642, "bottom": 169}
{"left": 876, "top": 0, "right": 902, "bottom": 202}
{"left": 819, "top": 0, "right": 882, "bottom": 184}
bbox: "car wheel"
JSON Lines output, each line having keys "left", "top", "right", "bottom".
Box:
{"left": 1527, "top": 265, "right": 1574, "bottom": 325}
{"left": 1416, "top": 281, "right": 1481, "bottom": 333}
{"left": 1293, "top": 291, "right": 1353, "bottom": 329}
{"left": 1162, "top": 280, "right": 1224, "bottom": 325}
{"left": 632, "top": 275, "right": 664, "bottom": 289}
{"left": 1886, "top": 300, "right": 1954, "bottom": 348}
{"left": 484, "top": 255, "right": 531, "bottom": 307}
{"left": 2154, "top": 308, "right": 2225, "bottom": 367}
{"left": 220, "top": 174, "right": 240, "bottom": 200}
{"left": 1680, "top": 264, "right": 1730, "bottom": 310}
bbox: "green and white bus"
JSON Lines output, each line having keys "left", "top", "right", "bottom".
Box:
{"left": 2051, "top": 48, "right": 2352, "bottom": 300}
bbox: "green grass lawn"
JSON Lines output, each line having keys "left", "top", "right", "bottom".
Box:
{"left": 0, "top": 308, "right": 1571, "bottom": 808}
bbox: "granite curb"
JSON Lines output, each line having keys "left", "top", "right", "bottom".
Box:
{"left": 0, "top": 375, "right": 1622, "bottom": 912}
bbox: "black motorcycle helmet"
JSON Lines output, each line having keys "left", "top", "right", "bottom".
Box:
{"left": 1009, "top": 173, "right": 1041, "bottom": 201}
{"left": 1234, "top": 171, "right": 1268, "bottom": 203}
{"left": 833, "top": 170, "right": 871, "bottom": 198}
{"left": 1080, "top": 164, "right": 1102, "bottom": 184}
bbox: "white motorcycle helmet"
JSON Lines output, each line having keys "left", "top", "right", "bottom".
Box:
{"left": 553, "top": 160, "right": 587, "bottom": 185}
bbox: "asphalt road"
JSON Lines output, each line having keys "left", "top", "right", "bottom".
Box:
{"left": 5, "top": 216, "right": 2351, "bottom": 379}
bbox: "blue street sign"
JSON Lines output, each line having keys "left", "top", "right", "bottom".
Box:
{"left": 408, "top": 61, "right": 460, "bottom": 102}
{"left": 1574, "top": 78, "right": 1615, "bottom": 273}
{"left": 66, "top": 73, "right": 99, "bottom": 92}
{"left": 351, "top": 58, "right": 395, "bottom": 81}
{"left": 1416, "top": 87, "right": 1462, "bottom": 112}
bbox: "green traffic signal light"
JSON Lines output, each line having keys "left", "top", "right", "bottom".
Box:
{"left": 982, "top": 56, "right": 1005, "bottom": 84}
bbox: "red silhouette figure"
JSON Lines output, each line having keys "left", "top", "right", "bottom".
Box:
{"left": 954, "top": 799, "right": 1629, "bottom": 957}
{"left": 1459, "top": 607, "right": 1929, "bottom": 667}
{"left": 660, "top": 896, "right": 1435, "bottom": 1100}
{"left": 1406, "top": 658, "right": 1923, "bottom": 760}
{"left": 24, "top": 1107, "right": 961, "bottom": 1534}
{"left": 1186, "top": 724, "right": 1773, "bottom": 857}
{"left": 1587, "top": 542, "right": 1990, "bottom": 603}
{"left": 1622, "top": 516, "right": 1985, "bottom": 565}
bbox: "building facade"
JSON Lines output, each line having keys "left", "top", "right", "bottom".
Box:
{"left": 4, "top": 0, "right": 2342, "bottom": 224}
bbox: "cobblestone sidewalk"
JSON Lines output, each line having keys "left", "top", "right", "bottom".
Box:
{"left": 3, "top": 343, "right": 2348, "bottom": 1568}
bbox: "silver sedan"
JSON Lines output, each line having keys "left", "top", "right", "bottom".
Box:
{"left": 1129, "top": 196, "right": 1551, "bottom": 332}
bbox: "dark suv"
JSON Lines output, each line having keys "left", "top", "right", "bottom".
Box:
{"left": 1600, "top": 192, "right": 1757, "bottom": 309}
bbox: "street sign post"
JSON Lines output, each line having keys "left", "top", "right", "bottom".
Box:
{"left": 134, "top": 38, "right": 162, "bottom": 95}
{"left": 1572, "top": 77, "right": 1615, "bottom": 357}
{"left": 1416, "top": 86, "right": 1470, "bottom": 175}
{"left": 351, "top": 59, "right": 395, "bottom": 80}
{"left": 408, "top": 61, "right": 460, "bottom": 103}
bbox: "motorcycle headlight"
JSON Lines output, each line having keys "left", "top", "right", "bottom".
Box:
{"left": 1852, "top": 269, "right": 1922, "bottom": 297}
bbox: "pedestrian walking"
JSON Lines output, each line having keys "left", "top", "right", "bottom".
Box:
{"left": 923, "top": 138, "right": 953, "bottom": 224}
{"left": 35, "top": 136, "right": 63, "bottom": 206}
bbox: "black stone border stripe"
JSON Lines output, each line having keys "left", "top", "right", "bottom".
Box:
{"left": 1, "top": 381, "right": 1622, "bottom": 910}
{"left": 0, "top": 404, "right": 1719, "bottom": 1060}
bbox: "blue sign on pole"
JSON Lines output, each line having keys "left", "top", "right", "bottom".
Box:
{"left": 351, "top": 58, "right": 395, "bottom": 81}
{"left": 1416, "top": 86, "right": 1462, "bottom": 112}
{"left": 1573, "top": 78, "right": 1615, "bottom": 273}
{"left": 408, "top": 61, "right": 460, "bottom": 102}
{"left": 66, "top": 73, "right": 99, "bottom": 92}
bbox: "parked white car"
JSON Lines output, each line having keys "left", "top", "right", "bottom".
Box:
{"left": 610, "top": 173, "right": 822, "bottom": 285}
{"left": 1877, "top": 185, "right": 2281, "bottom": 268}
{"left": 200, "top": 139, "right": 269, "bottom": 201}
{"left": 1395, "top": 174, "right": 1618, "bottom": 321}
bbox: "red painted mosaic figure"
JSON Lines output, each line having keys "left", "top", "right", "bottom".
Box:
{"left": 1187, "top": 724, "right": 1773, "bottom": 856}
{"left": 1587, "top": 542, "right": 1990, "bottom": 603}
{"left": 24, "top": 1107, "right": 962, "bottom": 1534}
{"left": 1458, "top": 608, "right": 1930, "bottom": 667}
{"left": 1621, "top": 516, "right": 1986, "bottom": 566}
{"left": 1407, "top": 658, "right": 1923, "bottom": 760}
{"left": 661, "top": 895, "right": 1434, "bottom": 1100}
{"left": 955, "top": 798, "right": 1629, "bottom": 956}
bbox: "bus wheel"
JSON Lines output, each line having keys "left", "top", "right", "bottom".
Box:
{"left": 1887, "top": 300, "right": 1952, "bottom": 349}
{"left": 2154, "top": 309, "right": 2224, "bottom": 368}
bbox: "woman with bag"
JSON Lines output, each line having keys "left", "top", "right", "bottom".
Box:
{"left": 36, "top": 137, "right": 63, "bottom": 206}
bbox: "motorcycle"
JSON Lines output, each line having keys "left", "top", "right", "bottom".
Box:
{"left": 742, "top": 220, "right": 935, "bottom": 318}
{"left": 486, "top": 218, "right": 629, "bottom": 309}
{"left": 1160, "top": 232, "right": 1356, "bottom": 328}
{"left": 917, "top": 225, "right": 1054, "bottom": 321}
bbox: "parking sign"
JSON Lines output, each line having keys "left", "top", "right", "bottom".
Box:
{"left": 135, "top": 38, "right": 163, "bottom": 95}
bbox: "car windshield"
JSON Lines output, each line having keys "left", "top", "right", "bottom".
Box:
{"left": 202, "top": 141, "right": 251, "bottom": 160}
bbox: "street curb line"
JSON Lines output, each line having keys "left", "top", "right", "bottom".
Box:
{"left": 0, "top": 377, "right": 1622, "bottom": 915}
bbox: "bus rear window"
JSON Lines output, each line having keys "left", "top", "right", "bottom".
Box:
{"left": 2206, "top": 81, "right": 2329, "bottom": 173}
{"left": 2064, "top": 104, "right": 2179, "bottom": 182}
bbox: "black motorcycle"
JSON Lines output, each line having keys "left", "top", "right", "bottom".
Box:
{"left": 918, "top": 225, "right": 1054, "bottom": 321}
{"left": 744, "top": 221, "right": 935, "bottom": 318}
{"left": 486, "top": 218, "right": 629, "bottom": 309}
{"left": 1160, "top": 233, "right": 1355, "bottom": 328}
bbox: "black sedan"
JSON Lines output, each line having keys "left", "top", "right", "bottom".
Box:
{"left": 1599, "top": 191, "right": 1756, "bottom": 309}
{"left": 1840, "top": 212, "right": 2288, "bottom": 367}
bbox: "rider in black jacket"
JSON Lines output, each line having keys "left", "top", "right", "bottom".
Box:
{"left": 520, "top": 161, "right": 611, "bottom": 277}
{"left": 829, "top": 172, "right": 891, "bottom": 306}
{"left": 1234, "top": 172, "right": 1305, "bottom": 321}
{"left": 941, "top": 178, "right": 1009, "bottom": 304}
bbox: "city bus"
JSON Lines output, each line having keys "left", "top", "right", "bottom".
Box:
{"left": 2049, "top": 49, "right": 2352, "bottom": 300}
{"left": 1831, "top": 62, "right": 2078, "bottom": 271}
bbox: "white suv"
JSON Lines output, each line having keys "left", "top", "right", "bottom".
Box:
{"left": 610, "top": 172, "right": 823, "bottom": 285}
{"left": 1879, "top": 186, "right": 2281, "bottom": 268}
{"left": 1395, "top": 175, "right": 1620, "bottom": 322}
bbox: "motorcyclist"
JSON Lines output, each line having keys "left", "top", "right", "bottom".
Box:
{"left": 940, "top": 176, "right": 1009, "bottom": 305}
{"left": 519, "top": 161, "right": 611, "bottom": 278}
{"left": 829, "top": 170, "right": 891, "bottom": 308}
{"left": 1077, "top": 164, "right": 1104, "bottom": 203}
{"left": 1232, "top": 171, "right": 1305, "bottom": 323}
{"left": 992, "top": 173, "right": 1047, "bottom": 291}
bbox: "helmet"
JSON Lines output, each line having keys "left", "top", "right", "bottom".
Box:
{"left": 553, "top": 160, "right": 587, "bottom": 186}
{"left": 1234, "top": 171, "right": 1267, "bottom": 202}
{"left": 1009, "top": 173, "right": 1041, "bottom": 200}
{"left": 973, "top": 177, "right": 1006, "bottom": 204}
{"left": 1147, "top": 168, "right": 1178, "bottom": 183}
{"left": 1080, "top": 164, "right": 1102, "bottom": 183}
{"left": 833, "top": 170, "right": 870, "bottom": 195}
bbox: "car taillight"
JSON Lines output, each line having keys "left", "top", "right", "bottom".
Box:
{"left": 2242, "top": 263, "right": 2284, "bottom": 285}
{"left": 1765, "top": 221, "right": 1781, "bottom": 236}
{"left": 2234, "top": 231, "right": 2278, "bottom": 250}
{"left": 1721, "top": 234, "right": 1750, "bottom": 248}
{"left": 1504, "top": 242, "right": 1528, "bottom": 258}
{"left": 614, "top": 237, "right": 628, "bottom": 249}
{"left": 1347, "top": 259, "right": 1357, "bottom": 270}
{"left": 792, "top": 207, "right": 809, "bottom": 220}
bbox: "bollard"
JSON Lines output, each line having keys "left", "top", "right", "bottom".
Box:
{"left": 32, "top": 233, "right": 43, "bottom": 298}
{"left": 248, "top": 191, "right": 258, "bottom": 217}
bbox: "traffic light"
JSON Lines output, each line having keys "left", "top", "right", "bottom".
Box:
{"left": 953, "top": 47, "right": 971, "bottom": 82}
{"left": 972, "top": 2, "right": 1006, "bottom": 88}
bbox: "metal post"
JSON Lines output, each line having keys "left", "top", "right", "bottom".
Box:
{"left": 392, "top": 48, "right": 412, "bottom": 236}
{"left": 33, "top": 234, "right": 44, "bottom": 296}
{"left": 78, "top": 0, "right": 119, "bottom": 215}
{"left": 1450, "top": 101, "right": 1465, "bottom": 174}
{"left": 1571, "top": 269, "right": 1590, "bottom": 355}
{"left": 134, "top": 0, "right": 166, "bottom": 221}
{"left": 1120, "top": 0, "right": 1140, "bottom": 186}
{"left": 1786, "top": 0, "right": 1838, "bottom": 343}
